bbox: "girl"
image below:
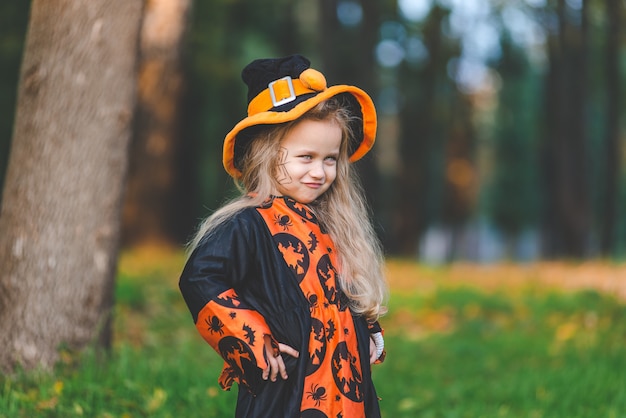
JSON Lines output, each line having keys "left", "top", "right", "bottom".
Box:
{"left": 179, "top": 54, "right": 387, "bottom": 417}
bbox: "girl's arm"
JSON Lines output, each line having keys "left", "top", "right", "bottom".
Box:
{"left": 179, "top": 213, "right": 280, "bottom": 391}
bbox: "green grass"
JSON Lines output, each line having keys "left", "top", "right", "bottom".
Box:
{"left": 376, "top": 288, "right": 626, "bottom": 418}
{"left": 1, "top": 250, "right": 626, "bottom": 417}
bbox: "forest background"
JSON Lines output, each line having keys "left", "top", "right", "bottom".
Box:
{"left": 0, "top": 1, "right": 626, "bottom": 415}
{"left": 2, "top": 0, "right": 625, "bottom": 262}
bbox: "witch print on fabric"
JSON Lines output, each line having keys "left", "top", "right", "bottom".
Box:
{"left": 332, "top": 341, "right": 364, "bottom": 402}
{"left": 274, "top": 232, "right": 309, "bottom": 283}
{"left": 307, "top": 318, "right": 327, "bottom": 375}
{"left": 218, "top": 336, "right": 259, "bottom": 390}
{"left": 257, "top": 196, "right": 366, "bottom": 416}
{"left": 317, "top": 254, "right": 349, "bottom": 312}
{"left": 283, "top": 197, "right": 320, "bottom": 226}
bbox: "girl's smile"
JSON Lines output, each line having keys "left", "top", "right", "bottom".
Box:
{"left": 274, "top": 119, "right": 342, "bottom": 204}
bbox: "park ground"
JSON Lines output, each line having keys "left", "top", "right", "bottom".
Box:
{"left": 1, "top": 245, "right": 625, "bottom": 418}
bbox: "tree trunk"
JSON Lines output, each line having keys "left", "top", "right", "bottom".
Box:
{"left": 393, "top": 6, "right": 448, "bottom": 256}
{"left": 542, "top": 30, "right": 560, "bottom": 258}
{"left": 0, "top": 0, "right": 143, "bottom": 372}
{"left": 542, "top": 0, "right": 590, "bottom": 258}
{"left": 318, "top": 0, "right": 382, "bottom": 230}
{"left": 565, "top": 0, "right": 590, "bottom": 257}
{"left": 122, "top": 0, "right": 194, "bottom": 247}
{"left": 600, "top": 0, "right": 621, "bottom": 255}
{"left": 354, "top": 0, "right": 382, "bottom": 226}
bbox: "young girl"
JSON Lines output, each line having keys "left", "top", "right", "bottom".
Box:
{"left": 179, "top": 54, "right": 387, "bottom": 417}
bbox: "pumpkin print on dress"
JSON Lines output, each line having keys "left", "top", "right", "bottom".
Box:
{"left": 256, "top": 196, "right": 367, "bottom": 416}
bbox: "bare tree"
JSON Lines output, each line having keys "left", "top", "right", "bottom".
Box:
{"left": 393, "top": 5, "right": 452, "bottom": 256}
{"left": 543, "top": 0, "right": 590, "bottom": 258}
{"left": 319, "top": 0, "right": 382, "bottom": 229}
{"left": 122, "top": 0, "right": 194, "bottom": 247}
{"left": 600, "top": 0, "right": 622, "bottom": 255}
{"left": 0, "top": 0, "right": 143, "bottom": 372}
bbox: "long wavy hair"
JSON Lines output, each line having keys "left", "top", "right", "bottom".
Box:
{"left": 189, "top": 96, "right": 387, "bottom": 321}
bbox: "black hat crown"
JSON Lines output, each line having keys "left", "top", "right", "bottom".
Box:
{"left": 242, "top": 54, "right": 311, "bottom": 104}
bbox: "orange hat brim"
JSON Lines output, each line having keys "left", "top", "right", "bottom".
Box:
{"left": 223, "top": 85, "right": 377, "bottom": 178}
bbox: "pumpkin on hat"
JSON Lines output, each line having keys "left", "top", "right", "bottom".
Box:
{"left": 222, "top": 54, "right": 377, "bottom": 178}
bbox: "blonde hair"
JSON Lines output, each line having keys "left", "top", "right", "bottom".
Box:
{"left": 189, "top": 97, "right": 387, "bottom": 321}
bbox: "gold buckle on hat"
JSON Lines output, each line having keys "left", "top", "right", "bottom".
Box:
{"left": 268, "top": 76, "right": 296, "bottom": 107}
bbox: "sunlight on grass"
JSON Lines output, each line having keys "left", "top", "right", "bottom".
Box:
{"left": 385, "top": 258, "right": 626, "bottom": 299}
{"left": 1, "top": 249, "right": 625, "bottom": 417}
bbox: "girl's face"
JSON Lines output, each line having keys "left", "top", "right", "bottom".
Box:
{"left": 273, "top": 119, "right": 342, "bottom": 204}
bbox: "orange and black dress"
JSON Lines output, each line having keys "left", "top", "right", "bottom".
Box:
{"left": 180, "top": 196, "right": 384, "bottom": 417}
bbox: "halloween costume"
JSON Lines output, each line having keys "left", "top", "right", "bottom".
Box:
{"left": 179, "top": 54, "right": 385, "bottom": 417}
{"left": 180, "top": 196, "right": 383, "bottom": 417}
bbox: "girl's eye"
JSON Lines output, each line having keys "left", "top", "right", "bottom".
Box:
{"left": 300, "top": 155, "right": 312, "bottom": 160}
{"left": 325, "top": 156, "right": 337, "bottom": 162}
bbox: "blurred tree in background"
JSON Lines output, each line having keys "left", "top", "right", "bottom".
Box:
{"left": 122, "top": 0, "right": 194, "bottom": 247}
{"left": 600, "top": 0, "right": 622, "bottom": 256}
{"left": 0, "top": 2, "right": 30, "bottom": 203}
{"left": 486, "top": 25, "right": 542, "bottom": 257}
{"left": 542, "top": 0, "right": 591, "bottom": 258}
{"left": 1, "top": 0, "right": 625, "bottom": 262}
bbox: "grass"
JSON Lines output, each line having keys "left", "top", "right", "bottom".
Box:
{"left": 1, "top": 248, "right": 625, "bottom": 417}
{"left": 376, "top": 287, "right": 626, "bottom": 417}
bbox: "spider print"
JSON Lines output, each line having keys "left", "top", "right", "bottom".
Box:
{"left": 205, "top": 315, "right": 224, "bottom": 336}
{"left": 306, "top": 384, "right": 327, "bottom": 406}
{"left": 274, "top": 214, "right": 293, "bottom": 230}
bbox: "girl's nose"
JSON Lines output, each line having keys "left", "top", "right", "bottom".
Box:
{"left": 309, "top": 162, "right": 325, "bottom": 179}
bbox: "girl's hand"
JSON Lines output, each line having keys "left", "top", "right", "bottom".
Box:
{"left": 262, "top": 335, "right": 299, "bottom": 382}
{"left": 370, "top": 332, "right": 385, "bottom": 364}
{"left": 369, "top": 336, "right": 378, "bottom": 364}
